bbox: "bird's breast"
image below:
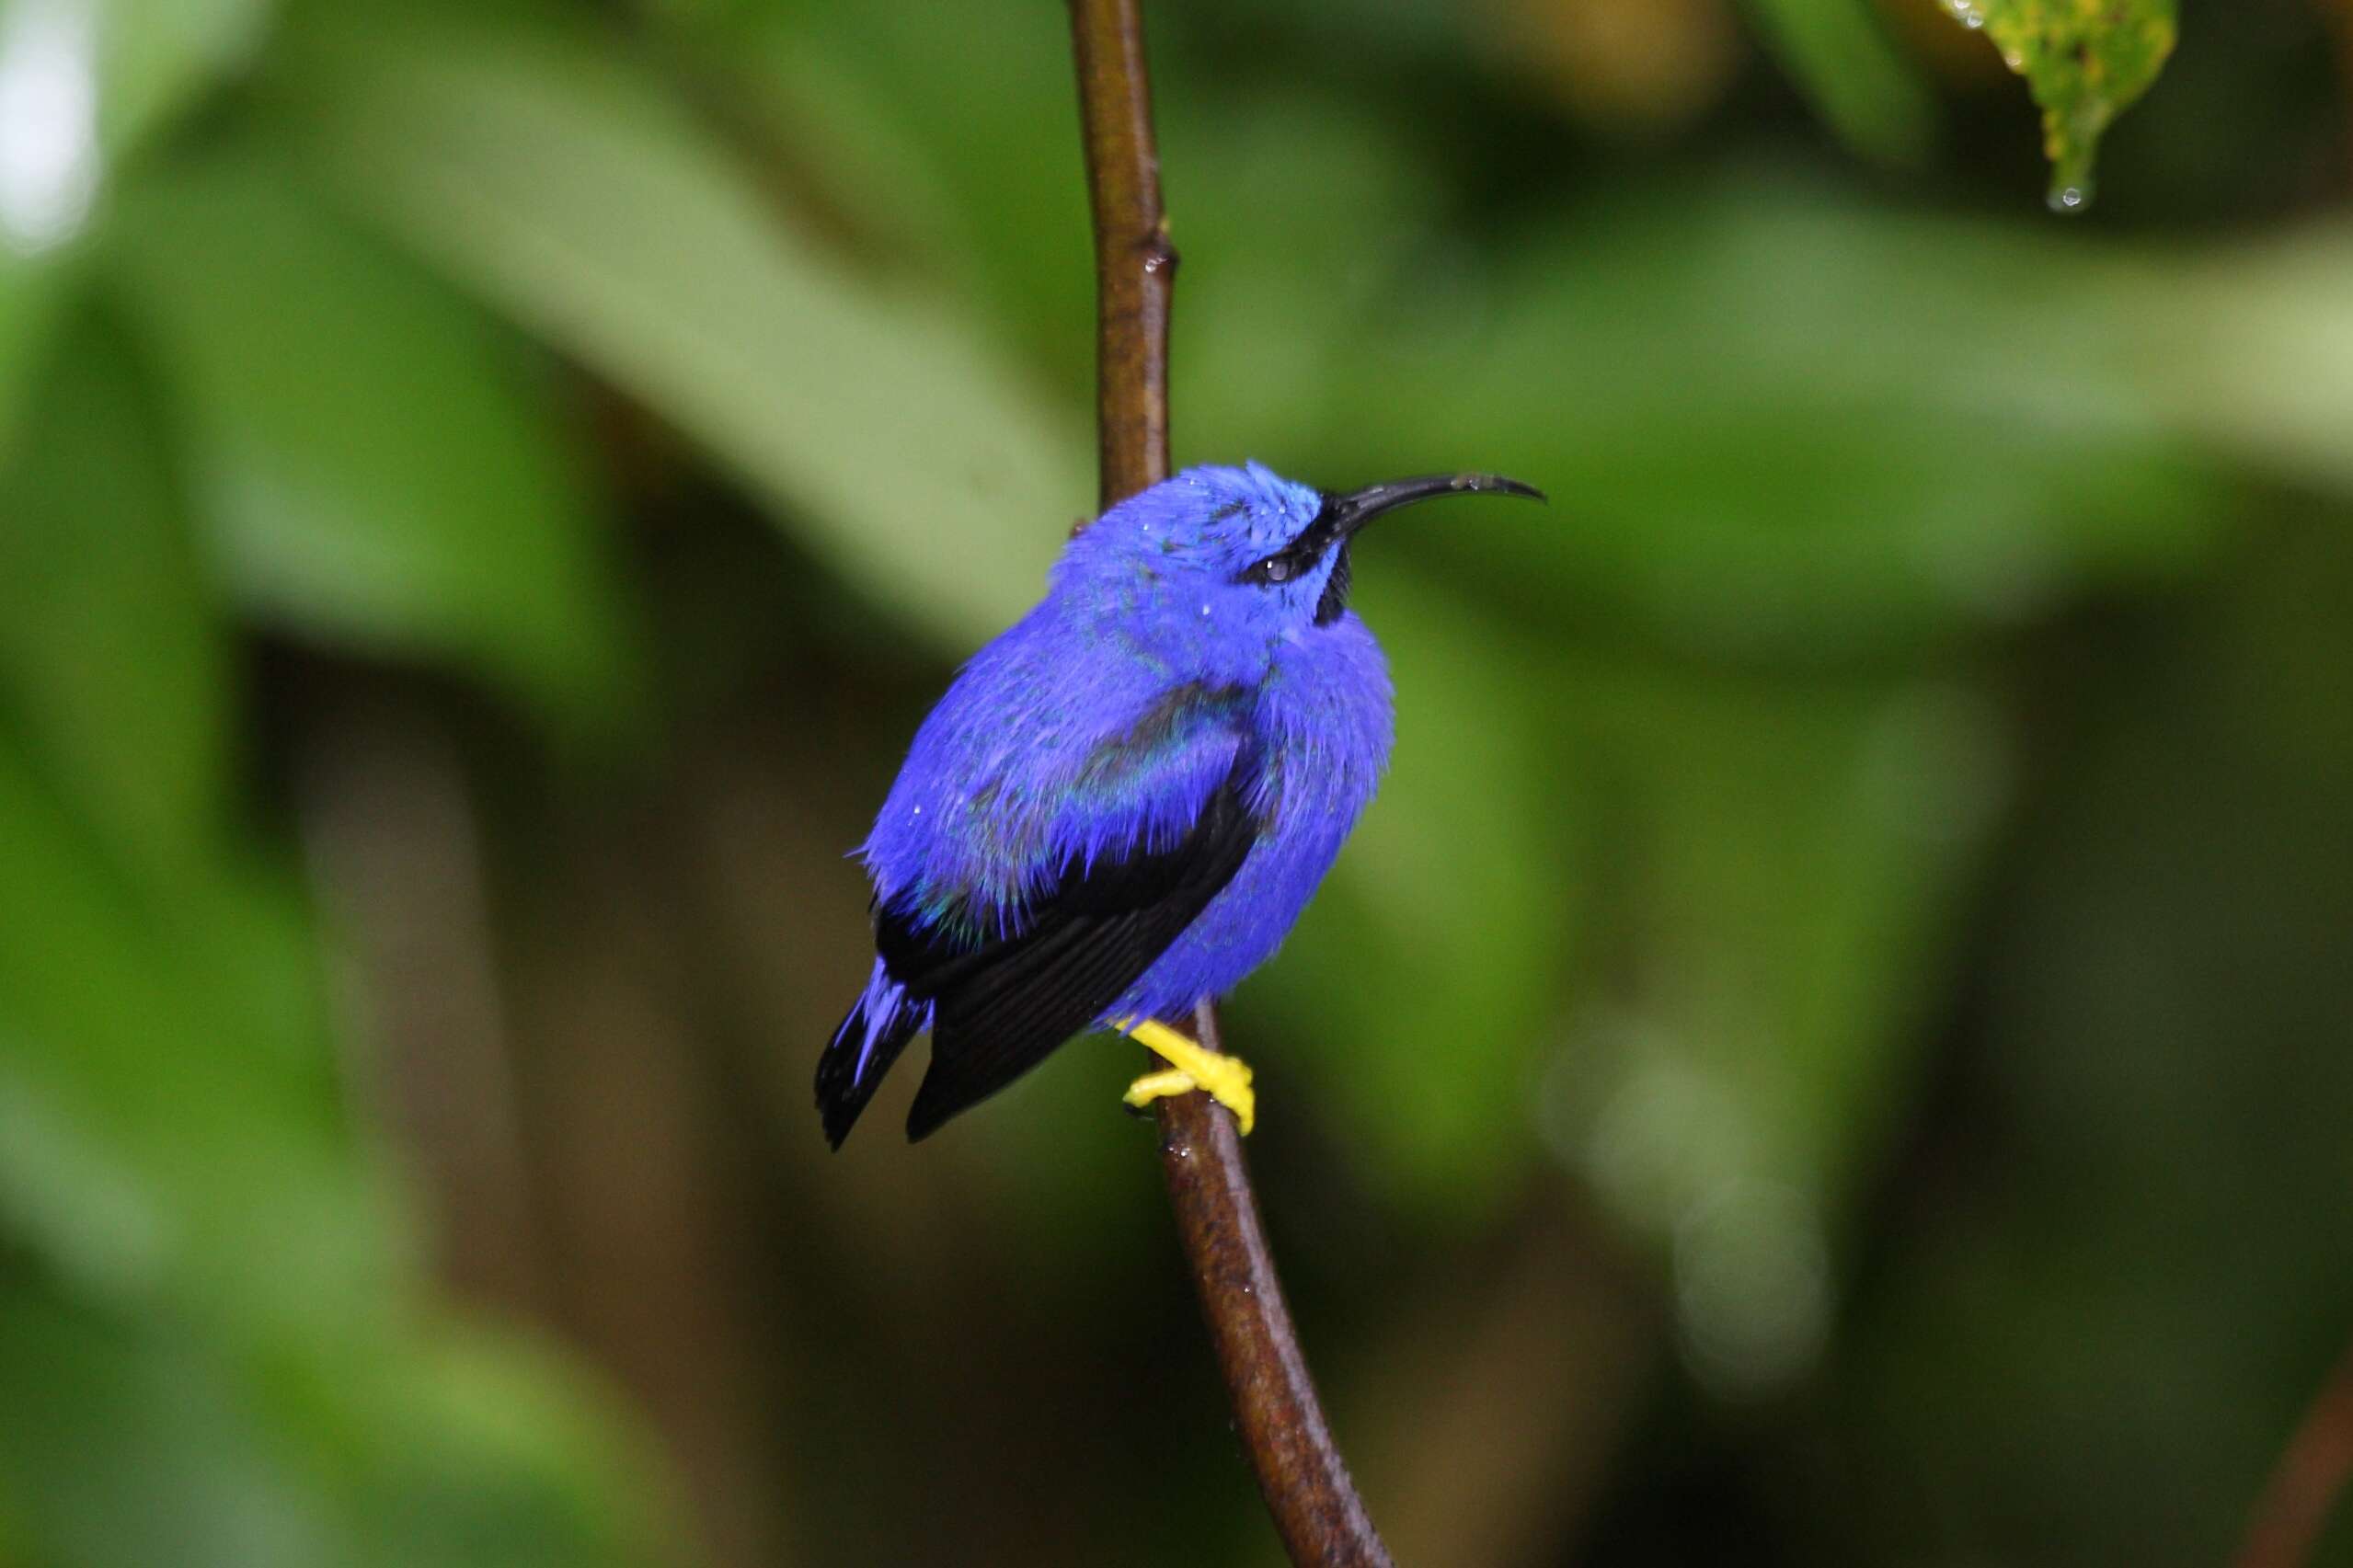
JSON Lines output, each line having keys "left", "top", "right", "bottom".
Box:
{"left": 1248, "top": 616, "right": 1394, "bottom": 833}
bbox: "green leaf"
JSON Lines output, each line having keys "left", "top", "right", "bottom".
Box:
{"left": 0, "top": 250, "right": 70, "bottom": 463}
{"left": 0, "top": 1292, "right": 343, "bottom": 1568}
{"left": 719, "top": 0, "right": 1096, "bottom": 395}
{"left": 1940, "top": 0, "right": 2177, "bottom": 209}
{"left": 1251, "top": 179, "right": 2222, "bottom": 659}
{"left": 350, "top": 1326, "right": 672, "bottom": 1568}
{"left": 0, "top": 0, "right": 265, "bottom": 243}
{"left": 0, "top": 1291, "right": 664, "bottom": 1568}
{"left": 104, "top": 144, "right": 634, "bottom": 729}
{"left": 1168, "top": 94, "right": 1441, "bottom": 465}
{"left": 1845, "top": 525, "right": 2353, "bottom": 1557}
{"left": 0, "top": 1051, "right": 170, "bottom": 1302}
{"left": 2139, "top": 228, "right": 2353, "bottom": 498}
{"left": 0, "top": 690, "right": 662, "bottom": 1568}
{"left": 1740, "top": 0, "right": 1935, "bottom": 166}
{"left": 89, "top": 0, "right": 271, "bottom": 158}
{"left": 0, "top": 731, "right": 395, "bottom": 1340}
{"left": 277, "top": 6, "right": 1089, "bottom": 651}
{"left": 1557, "top": 668, "right": 2002, "bottom": 1195}
{"left": 0, "top": 0, "right": 270, "bottom": 448}
{"left": 1532, "top": 665, "right": 2006, "bottom": 1392}
{"left": 0, "top": 308, "right": 228, "bottom": 877}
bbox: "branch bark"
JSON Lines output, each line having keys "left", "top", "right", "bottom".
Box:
{"left": 1066, "top": 3, "right": 1394, "bottom": 1562}
{"left": 2232, "top": 1338, "right": 2353, "bottom": 1568}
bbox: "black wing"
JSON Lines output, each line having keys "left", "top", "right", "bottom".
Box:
{"left": 878, "top": 760, "right": 1260, "bottom": 1141}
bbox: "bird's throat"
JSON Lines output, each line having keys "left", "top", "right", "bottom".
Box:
{"left": 1312, "top": 543, "right": 1352, "bottom": 626}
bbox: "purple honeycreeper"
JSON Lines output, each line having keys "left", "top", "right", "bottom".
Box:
{"left": 817, "top": 463, "right": 1544, "bottom": 1147}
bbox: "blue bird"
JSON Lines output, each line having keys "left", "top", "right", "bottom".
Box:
{"left": 818, "top": 462, "right": 1543, "bottom": 1147}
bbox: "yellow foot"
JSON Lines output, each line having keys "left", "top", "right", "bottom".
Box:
{"left": 1116, "top": 1017, "right": 1256, "bottom": 1135}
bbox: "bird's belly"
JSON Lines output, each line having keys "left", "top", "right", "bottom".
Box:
{"left": 1107, "top": 649, "right": 1391, "bottom": 1022}
{"left": 1111, "top": 824, "right": 1337, "bottom": 1018}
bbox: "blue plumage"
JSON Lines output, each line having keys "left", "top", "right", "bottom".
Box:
{"left": 819, "top": 462, "right": 1542, "bottom": 1145}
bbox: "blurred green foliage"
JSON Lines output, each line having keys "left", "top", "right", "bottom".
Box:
{"left": 0, "top": 0, "right": 2348, "bottom": 1564}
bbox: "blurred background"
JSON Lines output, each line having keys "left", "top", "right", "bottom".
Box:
{"left": 1, "top": 0, "right": 2349, "bottom": 1563}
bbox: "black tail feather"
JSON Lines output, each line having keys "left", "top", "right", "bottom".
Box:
{"left": 816, "top": 995, "right": 924, "bottom": 1150}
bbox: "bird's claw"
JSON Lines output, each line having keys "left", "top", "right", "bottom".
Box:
{"left": 1117, "top": 1018, "right": 1256, "bottom": 1135}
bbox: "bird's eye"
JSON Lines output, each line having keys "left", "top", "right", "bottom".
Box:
{"left": 1234, "top": 552, "right": 1304, "bottom": 589}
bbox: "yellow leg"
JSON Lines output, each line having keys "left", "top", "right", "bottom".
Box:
{"left": 1116, "top": 1017, "right": 1256, "bottom": 1135}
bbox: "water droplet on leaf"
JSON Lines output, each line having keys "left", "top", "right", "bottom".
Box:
{"left": 1941, "top": 0, "right": 2175, "bottom": 212}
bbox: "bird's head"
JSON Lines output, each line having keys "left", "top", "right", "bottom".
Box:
{"left": 1058, "top": 462, "right": 1544, "bottom": 666}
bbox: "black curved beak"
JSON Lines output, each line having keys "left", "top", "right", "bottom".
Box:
{"left": 1251, "top": 473, "right": 1546, "bottom": 605}
{"left": 1325, "top": 473, "right": 1547, "bottom": 541}
{"left": 1276, "top": 473, "right": 1544, "bottom": 625}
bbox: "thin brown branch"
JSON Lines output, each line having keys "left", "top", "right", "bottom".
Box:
{"left": 1066, "top": 3, "right": 1394, "bottom": 1562}
{"left": 1070, "top": 0, "right": 1174, "bottom": 502}
{"left": 1155, "top": 1006, "right": 1394, "bottom": 1566}
{"left": 2233, "top": 1338, "right": 2353, "bottom": 1568}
